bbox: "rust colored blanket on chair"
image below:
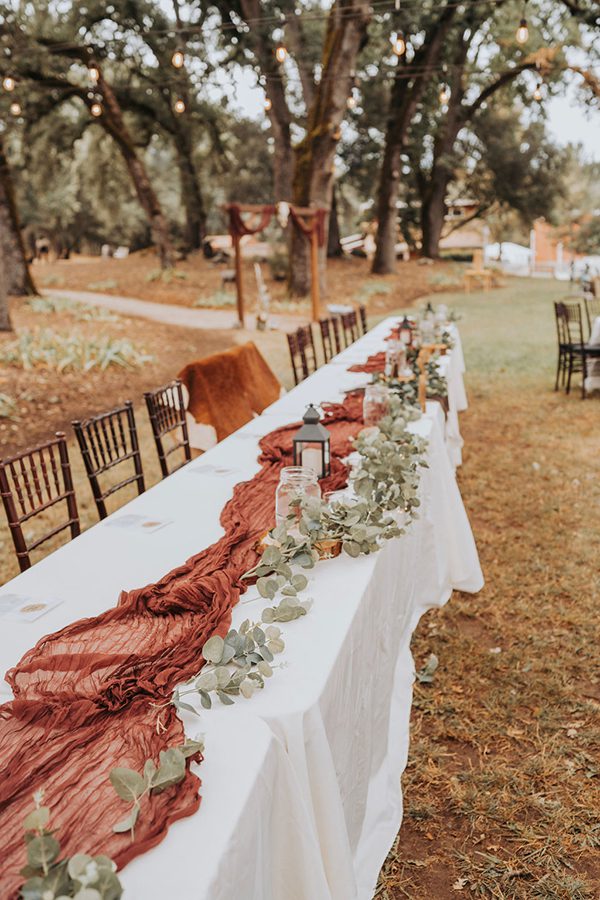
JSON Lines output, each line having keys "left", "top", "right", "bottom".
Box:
{"left": 178, "top": 342, "right": 281, "bottom": 441}
{"left": 0, "top": 392, "right": 364, "bottom": 898}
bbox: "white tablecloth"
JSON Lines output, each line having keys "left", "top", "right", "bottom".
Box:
{"left": 319, "top": 319, "right": 468, "bottom": 468}
{"left": 0, "top": 320, "right": 482, "bottom": 899}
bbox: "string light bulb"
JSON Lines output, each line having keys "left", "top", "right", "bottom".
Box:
{"left": 264, "top": 97, "right": 272, "bottom": 111}
{"left": 439, "top": 84, "right": 450, "bottom": 105}
{"left": 90, "top": 102, "right": 103, "bottom": 117}
{"left": 533, "top": 81, "right": 543, "bottom": 101}
{"left": 347, "top": 94, "right": 357, "bottom": 109}
{"left": 516, "top": 17, "right": 529, "bottom": 43}
{"left": 88, "top": 65, "right": 100, "bottom": 85}
{"left": 3, "top": 76, "right": 15, "bottom": 92}
{"left": 171, "top": 49, "right": 185, "bottom": 68}
{"left": 392, "top": 32, "right": 406, "bottom": 56}
{"left": 10, "top": 101, "right": 21, "bottom": 116}
{"left": 275, "top": 45, "right": 287, "bottom": 63}
{"left": 174, "top": 98, "right": 186, "bottom": 114}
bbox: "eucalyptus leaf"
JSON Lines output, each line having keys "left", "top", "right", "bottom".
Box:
{"left": 257, "top": 661, "right": 273, "bottom": 678}
{"left": 109, "top": 768, "right": 146, "bottom": 802}
{"left": 26, "top": 833, "right": 60, "bottom": 870}
{"left": 216, "top": 690, "right": 235, "bottom": 705}
{"left": 152, "top": 748, "right": 186, "bottom": 792}
{"left": 202, "top": 635, "right": 224, "bottom": 664}
{"left": 179, "top": 738, "right": 204, "bottom": 759}
{"left": 67, "top": 854, "right": 93, "bottom": 880}
{"left": 23, "top": 806, "right": 50, "bottom": 832}
{"left": 195, "top": 671, "right": 218, "bottom": 692}
{"left": 72, "top": 889, "right": 102, "bottom": 900}
{"left": 199, "top": 690, "right": 212, "bottom": 709}
{"left": 112, "top": 805, "right": 140, "bottom": 835}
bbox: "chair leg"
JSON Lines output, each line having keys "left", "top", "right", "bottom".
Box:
{"left": 581, "top": 354, "right": 587, "bottom": 399}
{"left": 554, "top": 353, "right": 562, "bottom": 391}
{"left": 566, "top": 354, "right": 573, "bottom": 395}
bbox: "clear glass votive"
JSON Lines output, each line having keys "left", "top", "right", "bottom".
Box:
{"left": 363, "top": 382, "right": 390, "bottom": 427}
{"left": 275, "top": 466, "right": 321, "bottom": 526}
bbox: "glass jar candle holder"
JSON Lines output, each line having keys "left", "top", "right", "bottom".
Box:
{"left": 275, "top": 466, "right": 321, "bottom": 527}
{"left": 363, "top": 382, "right": 390, "bottom": 427}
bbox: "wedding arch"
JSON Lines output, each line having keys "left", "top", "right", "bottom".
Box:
{"left": 224, "top": 202, "right": 327, "bottom": 326}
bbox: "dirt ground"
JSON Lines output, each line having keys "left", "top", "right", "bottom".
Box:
{"left": 0, "top": 301, "right": 291, "bottom": 455}
{"left": 1, "top": 254, "right": 464, "bottom": 457}
{"left": 30, "top": 250, "right": 464, "bottom": 313}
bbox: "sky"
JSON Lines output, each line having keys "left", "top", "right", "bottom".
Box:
{"left": 546, "top": 87, "right": 599, "bottom": 160}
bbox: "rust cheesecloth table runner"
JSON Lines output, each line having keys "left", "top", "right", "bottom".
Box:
{"left": 0, "top": 394, "right": 365, "bottom": 898}
{"left": 348, "top": 351, "right": 386, "bottom": 374}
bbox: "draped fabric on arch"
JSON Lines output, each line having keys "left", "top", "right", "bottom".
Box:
{"left": 288, "top": 206, "right": 328, "bottom": 247}
{"left": 226, "top": 203, "right": 275, "bottom": 239}
{"left": 0, "top": 392, "right": 365, "bottom": 899}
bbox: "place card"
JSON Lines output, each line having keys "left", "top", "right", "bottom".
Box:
{"left": 0, "top": 593, "right": 63, "bottom": 623}
{"left": 189, "top": 463, "right": 240, "bottom": 476}
{"left": 104, "top": 514, "right": 172, "bottom": 534}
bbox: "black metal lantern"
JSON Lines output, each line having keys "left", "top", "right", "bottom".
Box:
{"left": 293, "top": 404, "right": 330, "bottom": 479}
{"left": 399, "top": 316, "right": 414, "bottom": 347}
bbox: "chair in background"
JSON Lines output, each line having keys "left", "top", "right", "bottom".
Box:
{"left": 554, "top": 301, "right": 600, "bottom": 398}
{"left": 340, "top": 310, "right": 359, "bottom": 346}
{"left": 583, "top": 295, "right": 600, "bottom": 337}
{"left": 72, "top": 401, "right": 145, "bottom": 519}
{"left": 0, "top": 433, "right": 80, "bottom": 572}
{"left": 287, "top": 325, "right": 318, "bottom": 385}
{"left": 553, "top": 301, "right": 570, "bottom": 391}
{"left": 319, "top": 317, "right": 343, "bottom": 363}
{"left": 144, "top": 380, "right": 191, "bottom": 479}
{"left": 357, "top": 305, "right": 368, "bottom": 336}
{"left": 178, "top": 343, "right": 281, "bottom": 452}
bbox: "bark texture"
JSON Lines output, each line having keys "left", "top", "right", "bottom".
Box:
{"left": 289, "top": 0, "right": 371, "bottom": 295}
{"left": 372, "top": 6, "right": 457, "bottom": 274}
{"left": 96, "top": 75, "right": 175, "bottom": 268}
{"left": 0, "top": 135, "right": 36, "bottom": 300}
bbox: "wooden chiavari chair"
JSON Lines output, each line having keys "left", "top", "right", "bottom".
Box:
{"left": 0, "top": 433, "right": 80, "bottom": 572}
{"left": 340, "top": 310, "right": 359, "bottom": 346}
{"left": 319, "top": 317, "right": 343, "bottom": 362}
{"left": 286, "top": 325, "right": 318, "bottom": 384}
{"left": 72, "top": 401, "right": 145, "bottom": 519}
{"left": 357, "top": 304, "right": 368, "bottom": 336}
{"left": 144, "top": 380, "right": 191, "bottom": 479}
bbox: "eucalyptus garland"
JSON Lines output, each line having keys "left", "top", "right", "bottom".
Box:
{"left": 19, "top": 790, "right": 123, "bottom": 900}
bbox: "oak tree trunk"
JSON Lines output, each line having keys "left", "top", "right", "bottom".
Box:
{"left": 175, "top": 136, "right": 207, "bottom": 252}
{"left": 289, "top": 0, "right": 371, "bottom": 296}
{"left": 327, "top": 186, "right": 343, "bottom": 258}
{"left": 421, "top": 177, "right": 448, "bottom": 259}
{"left": 98, "top": 76, "right": 175, "bottom": 269}
{"left": 0, "top": 136, "right": 36, "bottom": 301}
{"left": 0, "top": 241, "right": 11, "bottom": 331}
{"left": 372, "top": 6, "right": 457, "bottom": 274}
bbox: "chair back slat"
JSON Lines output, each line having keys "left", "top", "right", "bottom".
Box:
{"left": 584, "top": 295, "right": 600, "bottom": 336}
{"left": 73, "top": 401, "right": 145, "bottom": 520}
{"left": 0, "top": 433, "right": 80, "bottom": 572}
{"left": 144, "top": 380, "right": 191, "bottom": 479}
{"left": 357, "top": 304, "right": 368, "bottom": 335}
{"left": 319, "top": 317, "right": 344, "bottom": 362}
{"left": 286, "top": 325, "right": 318, "bottom": 385}
{"left": 557, "top": 300, "right": 584, "bottom": 346}
{"left": 340, "top": 310, "right": 359, "bottom": 346}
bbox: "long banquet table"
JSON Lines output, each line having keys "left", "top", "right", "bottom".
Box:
{"left": 0, "top": 317, "right": 483, "bottom": 899}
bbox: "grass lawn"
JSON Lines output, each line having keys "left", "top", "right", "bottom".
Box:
{"left": 377, "top": 277, "right": 600, "bottom": 898}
